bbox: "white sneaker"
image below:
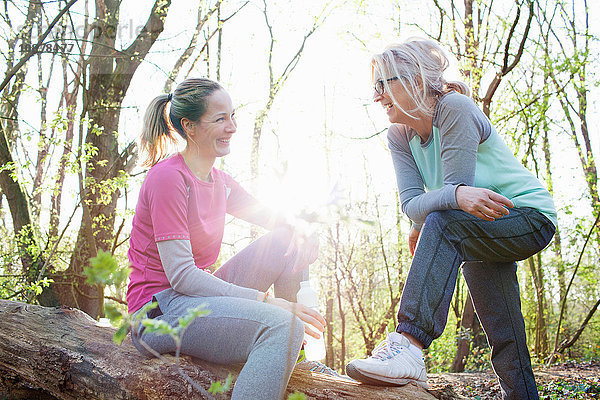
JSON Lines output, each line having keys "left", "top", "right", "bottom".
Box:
{"left": 346, "top": 332, "right": 428, "bottom": 389}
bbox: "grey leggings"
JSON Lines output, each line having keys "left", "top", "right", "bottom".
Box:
{"left": 132, "top": 228, "right": 306, "bottom": 400}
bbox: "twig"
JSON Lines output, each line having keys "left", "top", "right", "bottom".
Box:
{"left": 136, "top": 328, "right": 216, "bottom": 399}
{"left": 346, "top": 127, "right": 387, "bottom": 140}
{"left": 551, "top": 211, "right": 600, "bottom": 360}
{"left": 0, "top": 0, "right": 79, "bottom": 93}
{"left": 105, "top": 295, "right": 126, "bottom": 305}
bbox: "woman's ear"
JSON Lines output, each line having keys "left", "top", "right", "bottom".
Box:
{"left": 180, "top": 118, "right": 194, "bottom": 136}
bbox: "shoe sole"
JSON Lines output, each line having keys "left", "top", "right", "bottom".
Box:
{"left": 346, "top": 364, "right": 429, "bottom": 390}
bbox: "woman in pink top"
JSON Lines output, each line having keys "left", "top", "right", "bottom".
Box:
{"left": 127, "top": 78, "right": 325, "bottom": 399}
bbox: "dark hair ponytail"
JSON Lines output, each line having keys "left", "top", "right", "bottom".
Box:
{"left": 140, "top": 78, "right": 223, "bottom": 167}
{"left": 140, "top": 94, "right": 172, "bottom": 167}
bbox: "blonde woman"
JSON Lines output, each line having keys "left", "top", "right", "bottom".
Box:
{"left": 346, "top": 40, "right": 555, "bottom": 400}
{"left": 127, "top": 78, "right": 327, "bottom": 399}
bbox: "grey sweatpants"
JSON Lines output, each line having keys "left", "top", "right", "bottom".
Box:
{"left": 131, "top": 228, "right": 306, "bottom": 400}
{"left": 397, "top": 207, "right": 555, "bottom": 400}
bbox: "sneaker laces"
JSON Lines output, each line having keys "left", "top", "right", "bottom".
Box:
{"left": 370, "top": 335, "right": 404, "bottom": 361}
{"left": 297, "top": 359, "right": 342, "bottom": 377}
{"left": 307, "top": 360, "right": 338, "bottom": 375}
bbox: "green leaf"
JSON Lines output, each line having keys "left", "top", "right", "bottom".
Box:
{"left": 287, "top": 391, "right": 307, "bottom": 400}
{"left": 141, "top": 318, "right": 177, "bottom": 337}
{"left": 85, "top": 249, "right": 129, "bottom": 287}
{"left": 113, "top": 322, "right": 131, "bottom": 345}
{"left": 104, "top": 303, "right": 124, "bottom": 324}
{"left": 178, "top": 304, "right": 211, "bottom": 330}
{"left": 208, "top": 374, "right": 233, "bottom": 394}
{"left": 135, "top": 302, "right": 158, "bottom": 318}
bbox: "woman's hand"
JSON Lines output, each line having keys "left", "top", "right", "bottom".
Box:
{"left": 456, "top": 185, "right": 513, "bottom": 221}
{"left": 265, "top": 295, "right": 326, "bottom": 339}
{"left": 408, "top": 225, "right": 421, "bottom": 256}
{"left": 284, "top": 228, "right": 319, "bottom": 274}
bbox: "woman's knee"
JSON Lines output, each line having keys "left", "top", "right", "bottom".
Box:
{"left": 247, "top": 227, "right": 293, "bottom": 265}
{"left": 267, "top": 226, "right": 294, "bottom": 251}
{"left": 273, "top": 311, "right": 305, "bottom": 350}
{"left": 291, "top": 315, "right": 305, "bottom": 346}
{"left": 423, "top": 209, "right": 469, "bottom": 235}
{"left": 423, "top": 210, "right": 449, "bottom": 230}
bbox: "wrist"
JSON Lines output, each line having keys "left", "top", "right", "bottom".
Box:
{"left": 257, "top": 291, "right": 270, "bottom": 303}
{"left": 273, "top": 212, "right": 293, "bottom": 231}
{"left": 454, "top": 184, "right": 465, "bottom": 209}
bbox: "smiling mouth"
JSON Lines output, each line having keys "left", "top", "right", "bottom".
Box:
{"left": 383, "top": 103, "right": 394, "bottom": 111}
{"left": 217, "top": 138, "right": 230, "bottom": 144}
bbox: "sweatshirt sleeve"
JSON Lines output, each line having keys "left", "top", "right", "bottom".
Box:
{"left": 437, "top": 93, "right": 490, "bottom": 187}
{"left": 387, "top": 124, "right": 427, "bottom": 230}
{"left": 157, "top": 239, "right": 259, "bottom": 300}
{"left": 388, "top": 94, "right": 490, "bottom": 228}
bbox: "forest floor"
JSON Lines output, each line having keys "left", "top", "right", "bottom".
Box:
{"left": 428, "top": 361, "right": 600, "bottom": 399}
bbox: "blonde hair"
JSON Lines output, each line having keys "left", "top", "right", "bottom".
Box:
{"left": 140, "top": 78, "right": 222, "bottom": 167}
{"left": 372, "top": 38, "right": 470, "bottom": 118}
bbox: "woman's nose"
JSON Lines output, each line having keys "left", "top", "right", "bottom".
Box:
{"left": 373, "top": 91, "right": 383, "bottom": 102}
{"left": 228, "top": 119, "right": 237, "bottom": 133}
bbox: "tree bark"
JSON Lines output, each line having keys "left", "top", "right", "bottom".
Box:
{"left": 527, "top": 255, "right": 548, "bottom": 357}
{"left": 540, "top": 63, "right": 566, "bottom": 309}
{"left": 163, "top": 0, "right": 224, "bottom": 92}
{"left": 0, "top": 300, "right": 459, "bottom": 400}
{"left": 0, "top": 0, "right": 43, "bottom": 285}
{"left": 49, "top": 6, "right": 92, "bottom": 242}
{"left": 450, "top": 292, "right": 475, "bottom": 373}
{"left": 52, "top": 0, "right": 171, "bottom": 319}
{"left": 325, "top": 271, "right": 335, "bottom": 368}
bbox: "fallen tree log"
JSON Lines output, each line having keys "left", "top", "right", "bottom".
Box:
{"left": 0, "top": 300, "right": 464, "bottom": 399}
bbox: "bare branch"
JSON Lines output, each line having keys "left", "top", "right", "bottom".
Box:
{"left": 481, "top": 0, "right": 533, "bottom": 116}
{"left": 164, "top": 0, "right": 224, "bottom": 92}
{"left": 183, "top": 1, "right": 248, "bottom": 79}
{"left": 551, "top": 211, "right": 600, "bottom": 361}
{"left": 552, "top": 298, "right": 600, "bottom": 358}
{"left": 0, "top": 0, "right": 79, "bottom": 94}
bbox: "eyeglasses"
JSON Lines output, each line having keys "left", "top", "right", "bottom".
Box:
{"left": 374, "top": 77, "right": 399, "bottom": 95}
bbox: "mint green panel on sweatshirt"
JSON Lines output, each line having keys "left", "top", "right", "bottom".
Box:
{"left": 408, "top": 126, "right": 557, "bottom": 227}
{"left": 408, "top": 126, "right": 443, "bottom": 191}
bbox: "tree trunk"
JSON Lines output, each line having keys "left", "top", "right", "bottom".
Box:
{"left": 52, "top": 0, "right": 171, "bottom": 319}
{"left": 0, "top": 0, "right": 44, "bottom": 285}
{"left": 450, "top": 292, "right": 475, "bottom": 373}
{"left": 0, "top": 121, "right": 42, "bottom": 282}
{"left": 0, "top": 300, "right": 458, "bottom": 400}
{"left": 527, "top": 255, "right": 548, "bottom": 357}
{"left": 335, "top": 271, "right": 347, "bottom": 371}
{"left": 540, "top": 69, "right": 566, "bottom": 310}
{"left": 332, "top": 223, "right": 347, "bottom": 370}
{"left": 325, "top": 271, "right": 335, "bottom": 367}
{"left": 249, "top": 0, "right": 323, "bottom": 183}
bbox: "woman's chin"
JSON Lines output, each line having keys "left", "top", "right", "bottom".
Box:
{"left": 216, "top": 147, "right": 231, "bottom": 157}
{"left": 386, "top": 109, "right": 398, "bottom": 123}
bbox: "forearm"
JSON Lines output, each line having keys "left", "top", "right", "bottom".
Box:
{"left": 157, "top": 239, "right": 258, "bottom": 300}
{"left": 390, "top": 143, "right": 461, "bottom": 226}
{"left": 245, "top": 207, "right": 291, "bottom": 231}
{"left": 401, "top": 184, "right": 462, "bottom": 225}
